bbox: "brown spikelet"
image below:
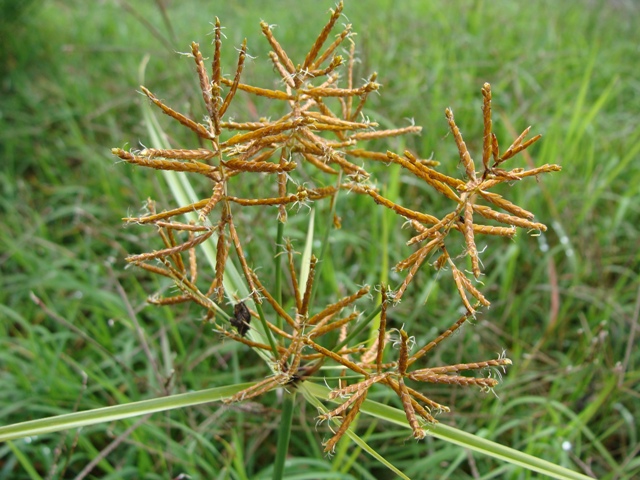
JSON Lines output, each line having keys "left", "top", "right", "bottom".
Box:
{"left": 219, "top": 39, "right": 247, "bottom": 118}
{"left": 473, "top": 204, "right": 547, "bottom": 231}
{"left": 407, "top": 311, "right": 471, "bottom": 367}
{"left": 301, "top": 255, "right": 318, "bottom": 317}
{"left": 112, "top": 148, "right": 219, "bottom": 176}
{"left": 481, "top": 83, "right": 492, "bottom": 172}
{"left": 445, "top": 108, "right": 476, "bottom": 181}
{"left": 220, "top": 78, "right": 294, "bottom": 101}
{"left": 199, "top": 181, "right": 225, "bottom": 222}
{"left": 302, "top": 1, "right": 344, "bottom": 71}
{"left": 398, "top": 378, "right": 425, "bottom": 439}
{"left": 191, "top": 42, "right": 214, "bottom": 125}
{"left": 451, "top": 263, "right": 475, "bottom": 314}
{"left": 140, "top": 87, "right": 216, "bottom": 140}
{"left": 312, "top": 25, "right": 351, "bottom": 70}
{"left": 463, "top": 199, "right": 481, "bottom": 278}
{"left": 322, "top": 388, "right": 368, "bottom": 453}
{"left": 377, "top": 287, "right": 388, "bottom": 373}
{"left": 261, "top": 21, "right": 296, "bottom": 76}
{"left": 125, "top": 230, "right": 213, "bottom": 263}
{"left": 308, "top": 286, "right": 370, "bottom": 325}
{"left": 139, "top": 147, "right": 218, "bottom": 160}
{"left": 213, "top": 227, "right": 229, "bottom": 304}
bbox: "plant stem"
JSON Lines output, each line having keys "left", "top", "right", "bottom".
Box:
{"left": 272, "top": 391, "right": 296, "bottom": 480}
{"left": 274, "top": 220, "right": 285, "bottom": 330}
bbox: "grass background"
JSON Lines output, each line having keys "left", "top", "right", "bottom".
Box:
{"left": 1, "top": 0, "right": 639, "bottom": 478}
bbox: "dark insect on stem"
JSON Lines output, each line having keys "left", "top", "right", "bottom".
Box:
{"left": 230, "top": 301, "right": 252, "bottom": 336}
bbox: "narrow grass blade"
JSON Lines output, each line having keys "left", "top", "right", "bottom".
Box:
{"left": 0, "top": 384, "right": 251, "bottom": 442}
{"left": 304, "top": 383, "right": 592, "bottom": 480}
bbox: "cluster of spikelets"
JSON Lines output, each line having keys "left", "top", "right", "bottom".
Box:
{"left": 112, "top": 2, "right": 560, "bottom": 451}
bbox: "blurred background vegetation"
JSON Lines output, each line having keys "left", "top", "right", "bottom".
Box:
{"left": 1, "top": 0, "right": 638, "bottom": 478}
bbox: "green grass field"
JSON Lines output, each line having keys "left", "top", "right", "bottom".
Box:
{"left": 1, "top": 0, "right": 639, "bottom": 478}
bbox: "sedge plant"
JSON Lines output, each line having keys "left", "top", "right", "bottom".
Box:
{"left": 1, "top": 3, "right": 584, "bottom": 479}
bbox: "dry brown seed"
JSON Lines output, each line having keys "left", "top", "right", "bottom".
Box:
{"left": 350, "top": 72, "right": 378, "bottom": 121}
{"left": 322, "top": 388, "right": 368, "bottom": 453}
{"left": 304, "top": 338, "right": 369, "bottom": 376}
{"left": 139, "top": 87, "right": 216, "bottom": 140}
{"left": 308, "top": 285, "right": 370, "bottom": 326}
{"left": 456, "top": 273, "right": 491, "bottom": 307}
{"left": 386, "top": 151, "right": 460, "bottom": 202}
{"left": 124, "top": 198, "right": 210, "bottom": 224}
{"left": 300, "top": 82, "right": 379, "bottom": 98}
{"left": 303, "top": 110, "right": 375, "bottom": 129}
{"left": 212, "top": 17, "right": 222, "bottom": 86}
{"left": 328, "top": 373, "right": 390, "bottom": 399}
{"left": 481, "top": 83, "right": 492, "bottom": 172}
{"left": 398, "top": 330, "right": 409, "bottom": 375}
{"left": 407, "top": 212, "right": 457, "bottom": 246}
{"left": 479, "top": 191, "right": 535, "bottom": 220}
{"left": 139, "top": 148, "right": 218, "bottom": 161}
{"left": 222, "top": 118, "right": 306, "bottom": 148}
{"left": 219, "top": 39, "right": 247, "bottom": 118}
{"left": 224, "top": 375, "right": 281, "bottom": 404}
{"left": 463, "top": 199, "right": 481, "bottom": 278}
{"left": 310, "top": 311, "right": 360, "bottom": 338}
{"left": 301, "top": 152, "right": 340, "bottom": 174}
{"left": 191, "top": 42, "right": 215, "bottom": 126}
{"left": 300, "top": 255, "right": 318, "bottom": 317}
{"left": 451, "top": 264, "right": 475, "bottom": 314}
{"left": 228, "top": 219, "right": 258, "bottom": 303}
{"left": 398, "top": 377, "right": 425, "bottom": 439}
{"left": 350, "top": 184, "right": 439, "bottom": 225}
{"left": 404, "top": 383, "right": 449, "bottom": 414}
{"left": 148, "top": 294, "right": 192, "bottom": 306}
{"left": 302, "top": 1, "right": 344, "bottom": 71}
{"left": 349, "top": 125, "right": 422, "bottom": 141}
{"left": 395, "top": 242, "right": 430, "bottom": 301}
{"left": 445, "top": 108, "right": 476, "bottom": 181}
{"left": 125, "top": 230, "right": 213, "bottom": 263}
{"left": 113, "top": 148, "right": 219, "bottom": 176}
{"left": 213, "top": 228, "right": 229, "bottom": 303}
{"left": 511, "top": 163, "right": 562, "bottom": 178}
{"left": 251, "top": 270, "right": 296, "bottom": 328}
{"left": 473, "top": 204, "right": 547, "bottom": 231}
{"left": 311, "top": 25, "right": 351, "bottom": 70}
{"left": 414, "top": 357, "right": 512, "bottom": 376}
{"left": 199, "top": 181, "right": 225, "bottom": 222}
{"left": 396, "top": 234, "right": 443, "bottom": 271}
{"left": 499, "top": 126, "right": 532, "bottom": 162}
{"left": 345, "top": 148, "right": 389, "bottom": 162}
{"left": 261, "top": 22, "right": 296, "bottom": 76}
{"left": 465, "top": 224, "right": 516, "bottom": 237}
{"left": 130, "top": 261, "right": 173, "bottom": 279}
{"left": 408, "top": 373, "right": 499, "bottom": 388}
{"left": 408, "top": 312, "right": 472, "bottom": 366}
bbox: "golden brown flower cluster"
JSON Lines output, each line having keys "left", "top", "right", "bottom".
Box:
{"left": 113, "top": 2, "right": 560, "bottom": 451}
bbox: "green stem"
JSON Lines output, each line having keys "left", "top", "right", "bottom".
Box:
{"left": 272, "top": 391, "right": 296, "bottom": 480}
{"left": 309, "top": 171, "right": 342, "bottom": 308}
{"left": 274, "top": 220, "right": 285, "bottom": 330}
{"left": 254, "top": 301, "right": 280, "bottom": 360}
